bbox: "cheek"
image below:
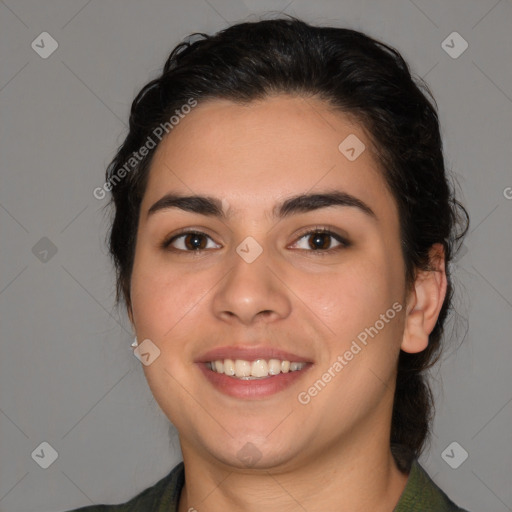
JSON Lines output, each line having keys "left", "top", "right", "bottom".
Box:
{"left": 130, "top": 254, "right": 205, "bottom": 420}
{"left": 311, "top": 254, "right": 402, "bottom": 340}
{"left": 129, "top": 249, "right": 205, "bottom": 340}
{"left": 301, "top": 259, "right": 405, "bottom": 406}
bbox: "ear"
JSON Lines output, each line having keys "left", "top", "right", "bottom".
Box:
{"left": 127, "top": 302, "right": 135, "bottom": 330}
{"left": 401, "top": 243, "right": 448, "bottom": 354}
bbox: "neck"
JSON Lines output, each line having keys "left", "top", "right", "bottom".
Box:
{"left": 177, "top": 423, "right": 409, "bottom": 512}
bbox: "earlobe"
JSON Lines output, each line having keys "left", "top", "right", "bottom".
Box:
{"left": 401, "top": 243, "right": 448, "bottom": 354}
{"left": 402, "top": 307, "right": 428, "bottom": 353}
{"left": 127, "top": 303, "right": 135, "bottom": 329}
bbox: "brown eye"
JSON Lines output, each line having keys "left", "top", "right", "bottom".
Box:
{"left": 183, "top": 233, "right": 207, "bottom": 250}
{"left": 308, "top": 232, "right": 332, "bottom": 250}
{"left": 291, "top": 228, "right": 350, "bottom": 253}
{"left": 164, "top": 231, "right": 221, "bottom": 252}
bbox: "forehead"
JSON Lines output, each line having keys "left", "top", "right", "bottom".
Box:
{"left": 140, "top": 94, "right": 397, "bottom": 222}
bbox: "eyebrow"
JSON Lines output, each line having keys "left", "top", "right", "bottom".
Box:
{"left": 147, "top": 190, "right": 376, "bottom": 220}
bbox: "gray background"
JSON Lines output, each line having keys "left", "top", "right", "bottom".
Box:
{"left": 1, "top": 0, "right": 511, "bottom": 511}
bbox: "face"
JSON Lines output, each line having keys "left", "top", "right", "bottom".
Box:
{"left": 129, "top": 94, "right": 409, "bottom": 471}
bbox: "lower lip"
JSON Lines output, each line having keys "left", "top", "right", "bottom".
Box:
{"left": 197, "top": 363, "right": 312, "bottom": 399}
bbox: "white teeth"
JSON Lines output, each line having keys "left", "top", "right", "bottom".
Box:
{"left": 268, "top": 359, "right": 281, "bottom": 375}
{"left": 208, "top": 358, "right": 306, "bottom": 378}
{"left": 234, "top": 359, "right": 251, "bottom": 377}
{"left": 251, "top": 359, "right": 269, "bottom": 377}
{"left": 223, "top": 358, "right": 235, "bottom": 376}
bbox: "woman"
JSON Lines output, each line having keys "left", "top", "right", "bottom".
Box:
{"left": 69, "top": 15, "right": 470, "bottom": 512}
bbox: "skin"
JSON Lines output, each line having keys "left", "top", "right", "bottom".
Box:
{"left": 127, "top": 94, "right": 447, "bottom": 512}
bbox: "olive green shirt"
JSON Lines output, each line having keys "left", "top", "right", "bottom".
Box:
{"left": 66, "top": 459, "right": 469, "bottom": 511}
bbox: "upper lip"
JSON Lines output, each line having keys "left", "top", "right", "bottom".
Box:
{"left": 195, "top": 345, "right": 312, "bottom": 363}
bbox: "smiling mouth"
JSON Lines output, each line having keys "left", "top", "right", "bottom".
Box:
{"left": 206, "top": 358, "right": 307, "bottom": 380}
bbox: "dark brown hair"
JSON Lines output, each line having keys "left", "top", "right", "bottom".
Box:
{"left": 104, "top": 15, "right": 469, "bottom": 463}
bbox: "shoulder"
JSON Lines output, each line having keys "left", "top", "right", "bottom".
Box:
{"left": 63, "top": 461, "right": 184, "bottom": 512}
{"left": 394, "top": 458, "right": 471, "bottom": 512}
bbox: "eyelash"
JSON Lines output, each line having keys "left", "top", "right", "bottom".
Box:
{"left": 161, "top": 226, "right": 351, "bottom": 255}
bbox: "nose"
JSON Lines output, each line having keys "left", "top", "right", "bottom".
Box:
{"left": 211, "top": 247, "right": 292, "bottom": 326}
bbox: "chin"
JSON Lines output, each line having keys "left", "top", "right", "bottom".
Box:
{"left": 201, "top": 434, "right": 303, "bottom": 473}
